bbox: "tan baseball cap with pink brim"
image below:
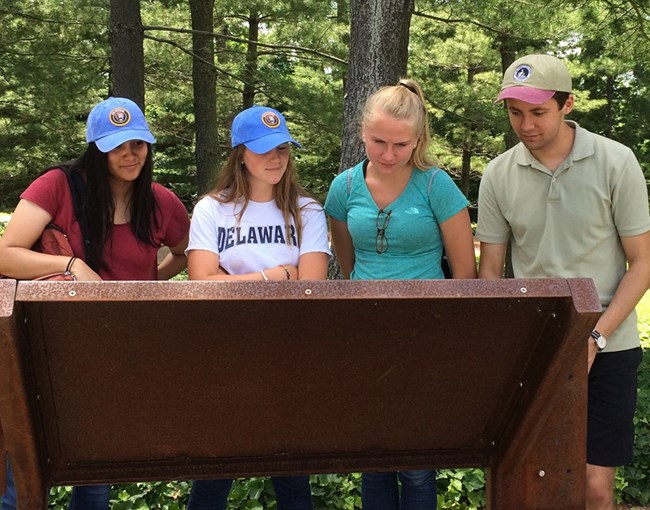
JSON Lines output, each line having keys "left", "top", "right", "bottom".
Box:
{"left": 496, "top": 54, "right": 572, "bottom": 104}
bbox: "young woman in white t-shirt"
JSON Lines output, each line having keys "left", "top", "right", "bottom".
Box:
{"left": 185, "top": 105, "right": 330, "bottom": 510}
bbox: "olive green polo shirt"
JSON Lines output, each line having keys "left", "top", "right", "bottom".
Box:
{"left": 476, "top": 121, "right": 650, "bottom": 351}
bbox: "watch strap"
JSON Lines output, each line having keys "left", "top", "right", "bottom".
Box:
{"left": 590, "top": 329, "right": 606, "bottom": 351}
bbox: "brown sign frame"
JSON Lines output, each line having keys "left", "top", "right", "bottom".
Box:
{"left": 0, "top": 278, "right": 600, "bottom": 509}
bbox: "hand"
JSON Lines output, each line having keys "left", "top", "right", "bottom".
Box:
{"left": 69, "top": 258, "right": 102, "bottom": 281}
{"left": 587, "top": 336, "right": 598, "bottom": 373}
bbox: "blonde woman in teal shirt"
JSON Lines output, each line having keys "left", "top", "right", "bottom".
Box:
{"left": 324, "top": 79, "right": 477, "bottom": 509}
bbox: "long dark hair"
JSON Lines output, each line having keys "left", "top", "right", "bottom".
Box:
{"left": 50, "top": 142, "right": 159, "bottom": 271}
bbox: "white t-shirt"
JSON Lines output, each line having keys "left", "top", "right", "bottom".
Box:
{"left": 187, "top": 195, "right": 331, "bottom": 275}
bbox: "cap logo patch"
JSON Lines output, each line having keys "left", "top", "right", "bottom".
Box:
{"left": 261, "top": 111, "right": 280, "bottom": 128}
{"left": 109, "top": 107, "right": 131, "bottom": 127}
{"left": 513, "top": 64, "right": 532, "bottom": 83}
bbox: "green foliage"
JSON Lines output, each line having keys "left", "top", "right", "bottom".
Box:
{"left": 0, "top": 2, "right": 108, "bottom": 208}
{"left": 568, "top": 1, "right": 650, "bottom": 183}
{"left": 112, "top": 481, "right": 191, "bottom": 510}
{"left": 310, "top": 473, "right": 361, "bottom": 509}
{"left": 617, "top": 294, "right": 650, "bottom": 505}
{"left": 47, "top": 482, "right": 190, "bottom": 510}
{"left": 436, "top": 469, "right": 486, "bottom": 509}
{"left": 3, "top": 0, "right": 650, "bottom": 206}
{"left": 48, "top": 485, "right": 72, "bottom": 510}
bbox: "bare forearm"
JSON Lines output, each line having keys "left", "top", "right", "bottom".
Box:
{"left": 0, "top": 247, "right": 72, "bottom": 280}
{"left": 157, "top": 252, "right": 187, "bottom": 280}
{"left": 597, "top": 232, "right": 650, "bottom": 339}
{"left": 478, "top": 242, "right": 507, "bottom": 279}
{"left": 298, "top": 252, "right": 329, "bottom": 280}
{"left": 595, "top": 266, "right": 650, "bottom": 339}
{"left": 189, "top": 263, "right": 296, "bottom": 281}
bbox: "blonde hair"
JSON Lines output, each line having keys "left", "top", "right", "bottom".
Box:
{"left": 208, "top": 145, "right": 307, "bottom": 246}
{"left": 362, "top": 78, "right": 435, "bottom": 170}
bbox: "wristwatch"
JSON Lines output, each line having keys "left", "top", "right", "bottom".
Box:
{"left": 590, "top": 329, "right": 607, "bottom": 352}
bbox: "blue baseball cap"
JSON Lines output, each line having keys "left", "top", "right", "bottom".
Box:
{"left": 86, "top": 97, "right": 156, "bottom": 153}
{"left": 231, "top": 105, "right": 301, "bottom": 154}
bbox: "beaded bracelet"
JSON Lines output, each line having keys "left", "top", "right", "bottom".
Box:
{"left": 280, "top": 265, "right": 291, "bottom": 280}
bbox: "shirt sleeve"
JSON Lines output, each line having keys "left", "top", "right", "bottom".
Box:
{"left": 428, "top": 170, "right": 469, "bottom": 223}
{"left": 612, "top": 150, "right": 650, "bottom": 237}
{"left": 475, "top": 164, "right": 512, "bottom": 244}
{"left": 324, "top": 170, "right": 350, "bottom": 222}
{"left": 186, "top": 196, "right": 222, "bottom": 255}
{"left": 299, "top": 199, "right": 332, "bottom": 256}
{"left": 20, "top": 168, "right": 70, "bottom": 219}
{"left": 153, "top": 184, "right": 190, "bottom": 248}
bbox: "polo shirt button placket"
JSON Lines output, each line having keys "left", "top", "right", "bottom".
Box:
{"left": 548, "top": 175, "right": 561, "bottom": 202}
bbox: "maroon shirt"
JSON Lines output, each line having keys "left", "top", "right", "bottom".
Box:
{"left": 21, "top": 168, "right": 189, "bottom": 280}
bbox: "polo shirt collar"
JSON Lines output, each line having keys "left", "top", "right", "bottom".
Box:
{"left": 567, "top": 121, "right": 595, "bottom": 162}
{"left": 513, "top": 120, "right": 595, "bottom": 168}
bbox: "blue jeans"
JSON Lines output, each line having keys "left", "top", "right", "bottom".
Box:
{"left": 188, "top": 476, "right": 313, "bottom": 510}
{"left": 1, "top": 456, "right": 109, "bottom": 510}
{"left": 1, "top": 456, "right": 16, "bottom": 510}
{"left": 362, "top": 470, "right": 437, "bottom": 510}
{"left": 68, "top": 485, "right": 110, "bottom": 510}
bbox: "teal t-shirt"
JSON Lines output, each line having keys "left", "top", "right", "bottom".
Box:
{"left": 324, "top": 160, "right": 469, "bottom": 280}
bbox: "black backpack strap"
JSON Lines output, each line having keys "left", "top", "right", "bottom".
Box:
{"left": 63, "top": 168, "right": 92, "bottom": 264}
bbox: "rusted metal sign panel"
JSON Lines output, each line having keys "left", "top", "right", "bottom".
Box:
{"left": 0, "top": 279, "right": 600, "bottom": 509}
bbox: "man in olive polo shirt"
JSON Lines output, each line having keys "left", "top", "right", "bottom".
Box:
{"left": 476, "top": 53, "right": 650, "bottom": 510}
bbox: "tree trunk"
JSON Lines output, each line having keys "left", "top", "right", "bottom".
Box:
{"left": 497, "top": 41, "right": 518, "bottom": 151}
{"left": 460, "top": 150, "right": 471, "bottom": 198}
{"left": 331, "top": 0, "right": 414, "bottom": 279}
{"left": 243, "top": 10, "right": 260, "bottom": 109}
{"left": 459, "top": 66, "right": 477, "bottom": 198}
{"left": 190, "top": 0, "right": 219, "bottom": 196}
{"left": 109, "top": 0, "right": 145, "bottom": 108}
{"left": 496, "top": 39, "right": 518, "bottom": 278}
{"left": 340, "top": 0, "right": 414, "bottom": 171}
{"left": 605, "top": 74, "right": 614, "bottom": 138}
